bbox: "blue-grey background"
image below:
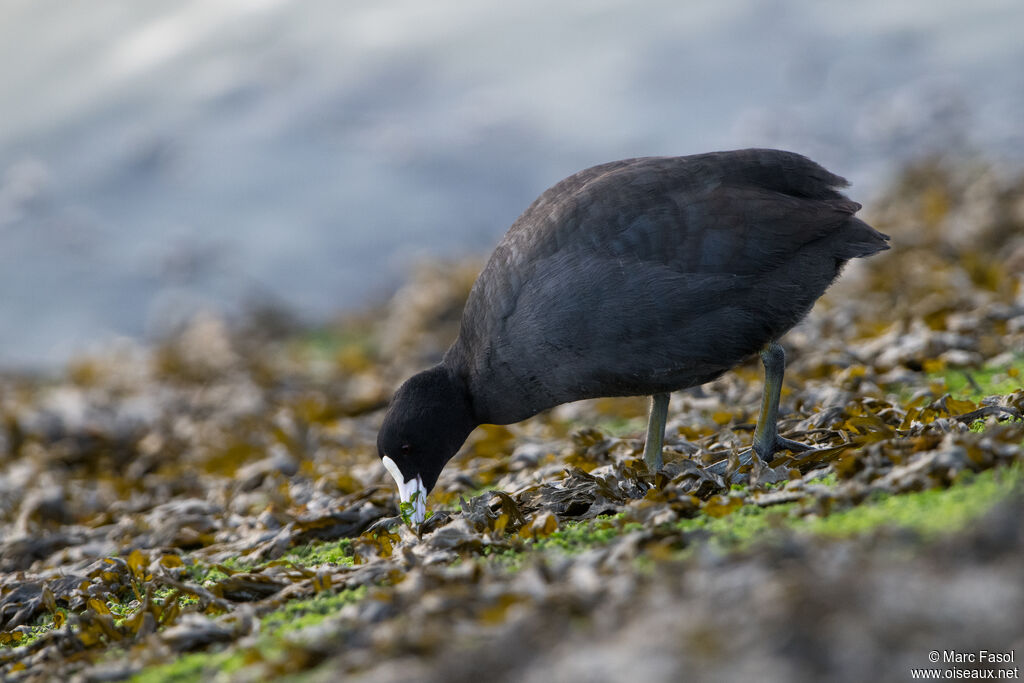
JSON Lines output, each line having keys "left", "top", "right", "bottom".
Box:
{"left": 2, "top": 0, "right": 1022, "bottom": 367}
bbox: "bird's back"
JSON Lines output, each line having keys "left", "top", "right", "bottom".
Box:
{"left": 447, "top": 149, "right": 889, "bottom": 424}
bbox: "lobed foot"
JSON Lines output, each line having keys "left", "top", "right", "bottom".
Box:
{"left": 707, "top": 435, "right": 816, "bottom": 477}
{"left": 753, "top": 433, "right": 813, "bottom": 465}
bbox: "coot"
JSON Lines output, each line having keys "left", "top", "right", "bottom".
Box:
{"left": 378, "top": 149, "right": 889, "bottom": 522}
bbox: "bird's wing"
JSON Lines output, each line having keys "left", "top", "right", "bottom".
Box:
{"left": 450, "top": 151, "right": 875, "bottom": 397}
{"left": 496, "top": 152, "right": 859, "bottom": 281}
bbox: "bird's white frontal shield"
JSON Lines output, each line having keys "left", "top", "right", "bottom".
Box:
{"left": 381, "top": 455, "right": 426, "bottom": 524}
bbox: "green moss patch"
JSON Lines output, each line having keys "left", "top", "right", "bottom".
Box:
{"left": 130, "top": 587, "right": 366, "bottom": 682}
{"left": 680, "top": 464, "right": 1022, "bottom": 551}
{"left": 534, "top": 517, "right": 643, "bottom": 553}
{"left": 131, "top": 650, "right": 242, "bottom": 683}
{"left": 481, "top": 464, "right": 1022, "bottom": 565}
{"left": 675, "top": 500, "right": 796, "bottom": 551}
{"left": 805, "top": 465, "right": 1022, "bottom": 538}
{"left": 261, "top": 587, "right": 366, "bottom": 636}
{"left": 935, "top": 355, "right": 1024, "bottom": 398}
{"left": 283, "top": 539, "right": 355, "bottom": 568}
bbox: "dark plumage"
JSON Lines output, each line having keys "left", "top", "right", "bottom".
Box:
{"left": 378, "top": 149, "right": 889, "bottom": 521}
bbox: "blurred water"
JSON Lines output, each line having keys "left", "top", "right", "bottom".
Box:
{"left": 1, "top": 0, "right": 1022, "bottom": 367}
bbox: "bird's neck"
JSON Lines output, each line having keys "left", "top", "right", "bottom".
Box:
{"left": 431, "top": 361, "right": 480, "bottom": 436}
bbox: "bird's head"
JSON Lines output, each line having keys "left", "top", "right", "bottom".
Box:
{"left": 377, "top": 365, "right": 477, "bottom": 524}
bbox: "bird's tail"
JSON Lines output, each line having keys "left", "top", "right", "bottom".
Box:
{"left": 835, "top": 216, "right": 890, "bottom": 260}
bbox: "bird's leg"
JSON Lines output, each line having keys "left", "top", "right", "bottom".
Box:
{"left": 752, "top": 343, "right": 811, "bottom": 464}
{"left": 643, "top": 392, "right": 670, "bottom": 471}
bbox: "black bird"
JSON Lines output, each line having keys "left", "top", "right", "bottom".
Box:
{"left": 378, "top": 149, "right": 889, "bottom": 522}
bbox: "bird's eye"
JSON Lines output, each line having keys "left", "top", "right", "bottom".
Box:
{"left": 400, "top": 444, "right": 411, "bottom": 454}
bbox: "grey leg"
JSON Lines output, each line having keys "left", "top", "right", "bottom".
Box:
{"left": 752, "top": 343, "right": 810, "bottom": 464}
{"left": 643, "top": 392, "right": 670, "bottom": 471}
